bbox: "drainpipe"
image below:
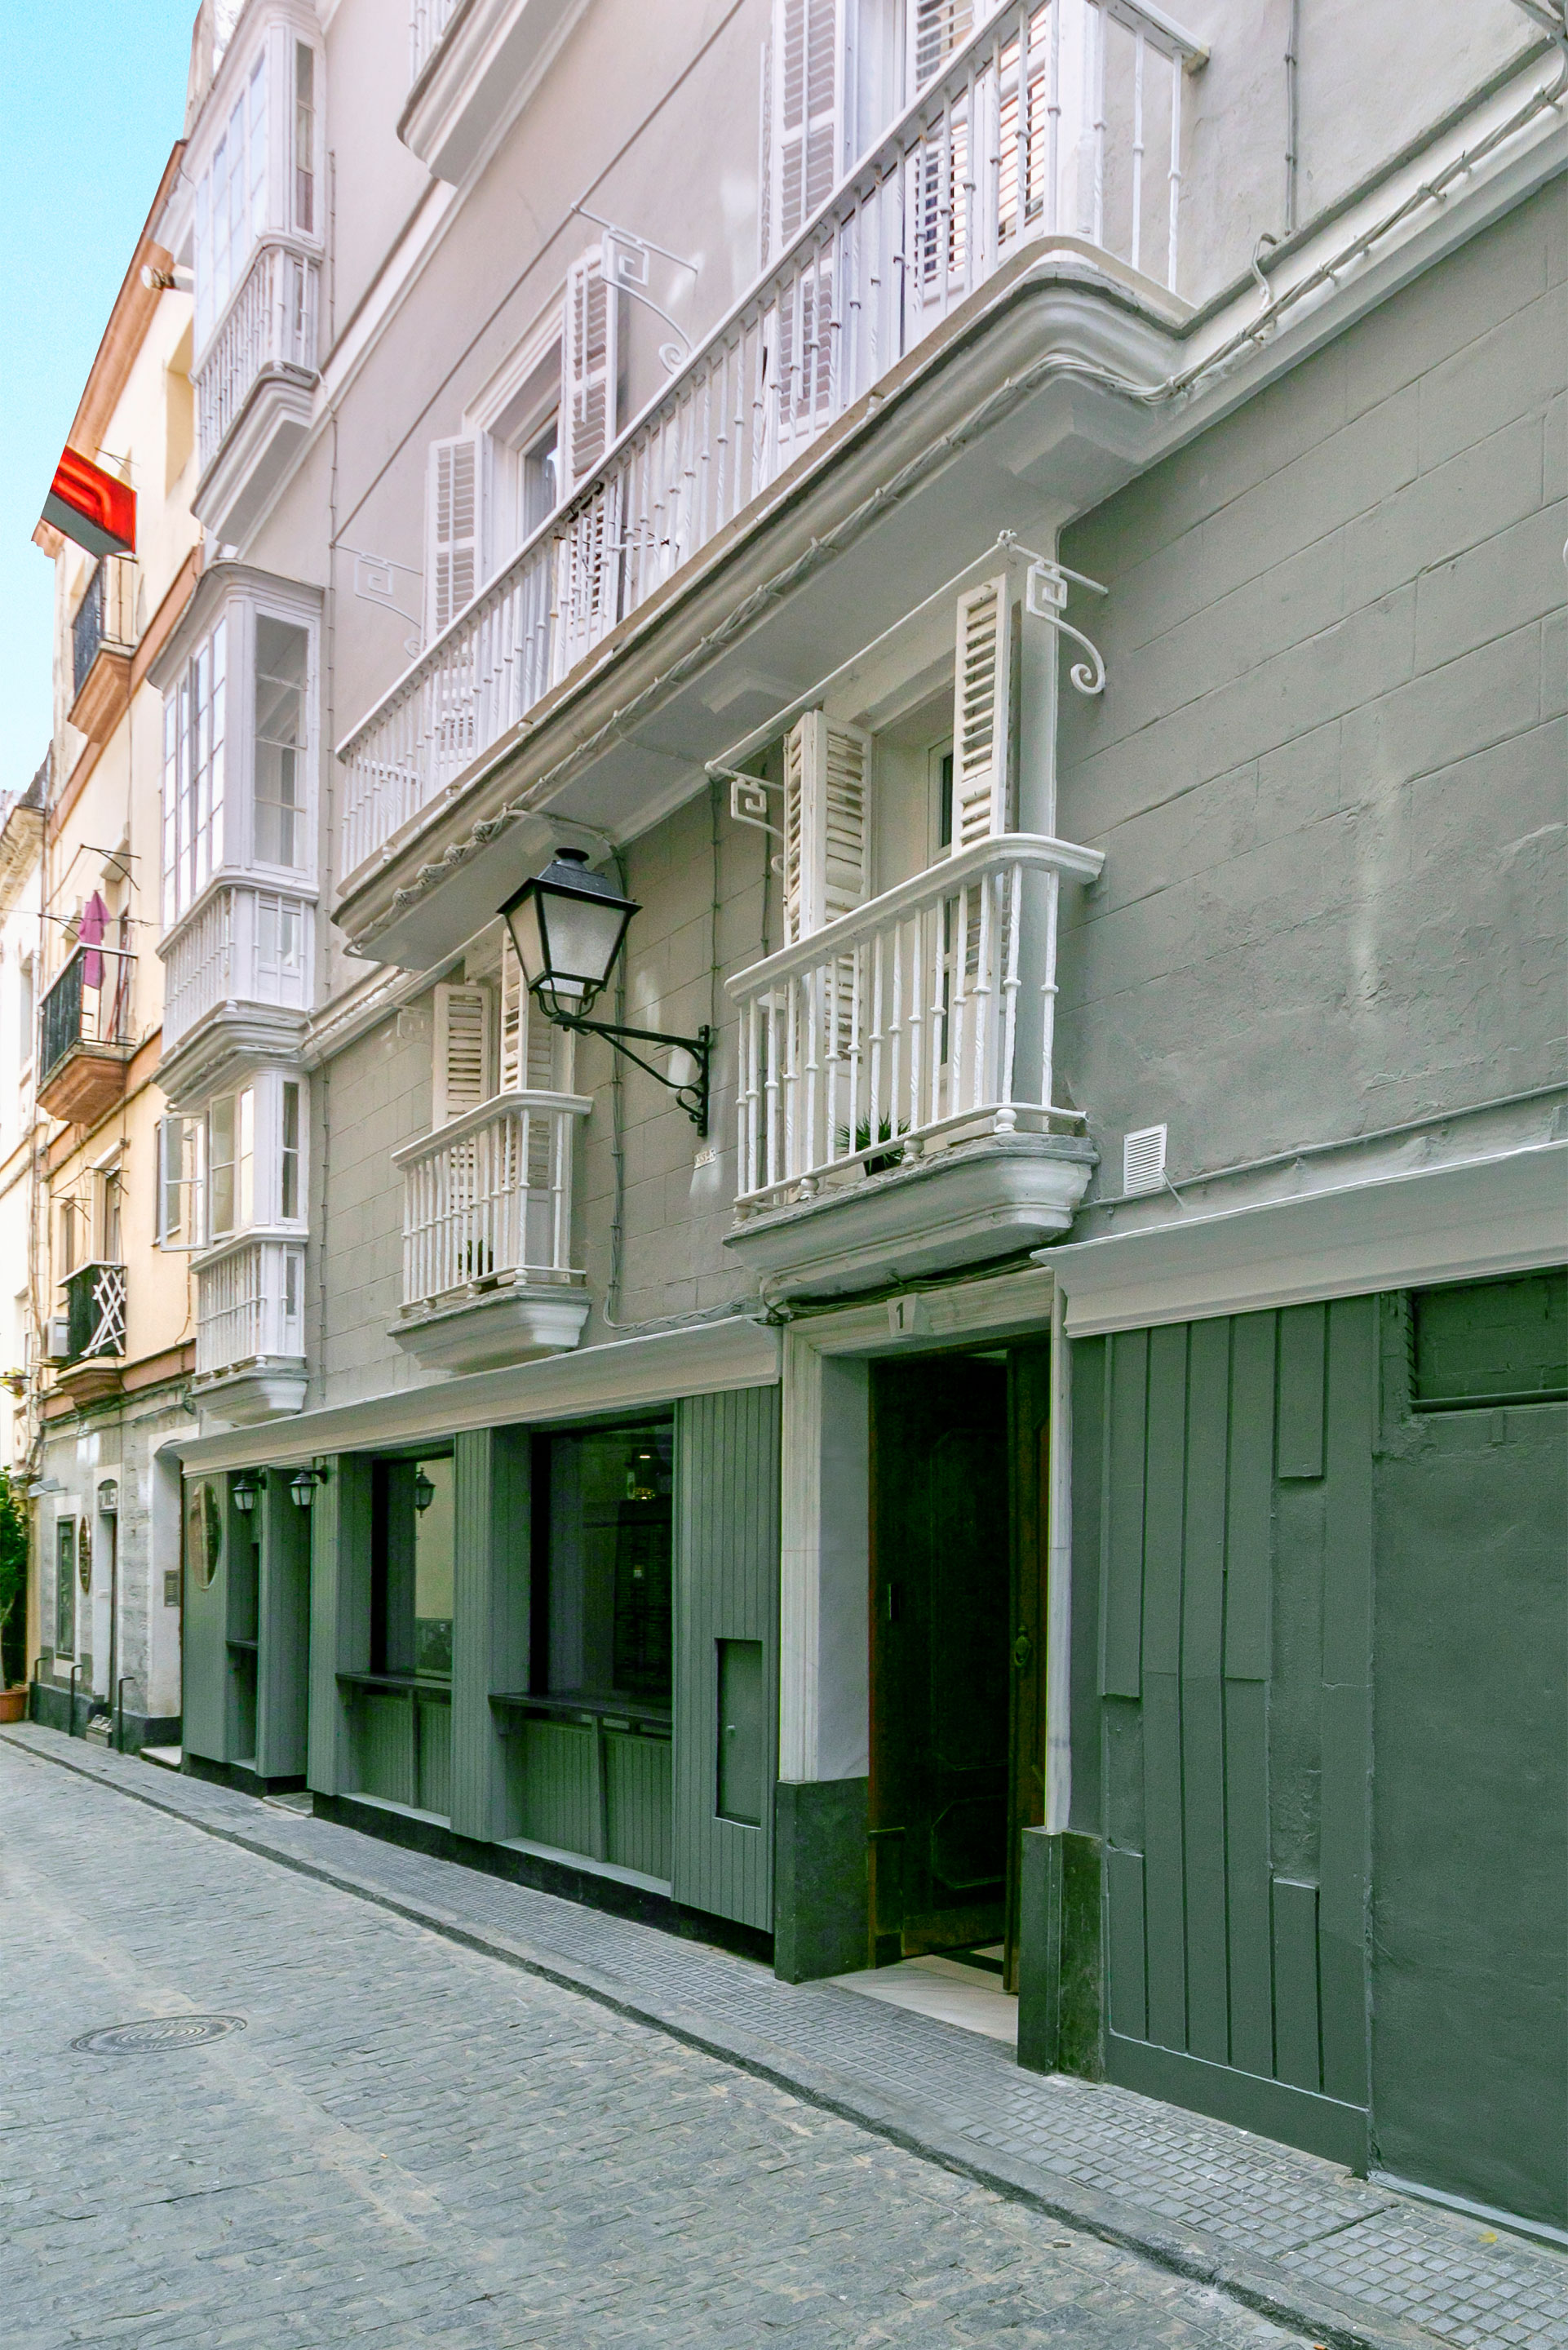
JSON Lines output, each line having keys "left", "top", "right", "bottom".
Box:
{"left": 1284, "top": 0, "right": 1300, "bottom": 236}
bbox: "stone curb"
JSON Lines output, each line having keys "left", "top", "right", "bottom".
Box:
{"left": 0, "top": 1727, "right": 1446, "bottom": 2350}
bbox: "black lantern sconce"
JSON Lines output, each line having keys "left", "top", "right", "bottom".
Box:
{"left": 501, "top": 848, "right": 712, "bottom": 1135}
{"left": 289, "top": 1466, "right": 325, "bottom": 1510}
{"left": 413, "top": 1466, "right": 436, "bottom": 1514}
{"left": 231, "top": 1470, "right": 259, "bottom": 1515}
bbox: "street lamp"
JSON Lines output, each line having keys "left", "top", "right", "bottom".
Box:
{"left": 501, "top": 848, "right": 712, "bottom": 1136}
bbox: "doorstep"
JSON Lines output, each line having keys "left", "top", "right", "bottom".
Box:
{"left": 831, "top": 1947, "right": 1018, "bottom": 2048}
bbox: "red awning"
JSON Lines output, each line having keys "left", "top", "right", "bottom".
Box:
{"left": 42, "top": 446, "right": 135, "bottom": 559}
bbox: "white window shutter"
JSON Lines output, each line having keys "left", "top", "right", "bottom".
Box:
{"left": 156, "top": 1114, "right": 206, "bottom": 1251}
{"left": 950, "top": 574, "right": 1013, "bottom": 852}
{"left": 782, "top": 710, "right": 871, "bottom": 942}
{"left": 498, "top": 932, "right": 525, "bottom": 1095}
{"left": 432, "top": 983, "right": 494, "bottom": 1124}
{"left": 425, "top": 435, "right": 482, "bottom": 641}
{"left": 773, "top": 0, "right": 844, "bottom": 253}
{"left": 561, "top": 246, "right": 618, "bottom": 488}
{"left": 910, "top": 0, "right": 977, "bottom": 91}
{"left": 759, "top": 38, "right": 773, "bottom": 269}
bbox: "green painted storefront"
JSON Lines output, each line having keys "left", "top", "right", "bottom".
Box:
{"left": 1021, "top": 1270, "right": 1567, "bottom": 2234}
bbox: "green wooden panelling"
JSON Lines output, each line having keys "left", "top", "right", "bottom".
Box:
{"left": 1099, "top": 1331, "right": 1148, "bottom": 1697}
{"left": 1224, "top": 1315, "right": 1274, "bottom": 1681}
{"left": 1224, "top": 1679, "right": 1273, "bottom": 2078}
{"left": 672, "top": 1386, "right": 781, "bottom": 1932}
{"left": 357, "top": 1691, "right": 415, "bottom": 1807}
{"left": 1271, "top": 1878, "right": 1322, "bottom": 2091}
{"left": 257, "top": 1471, "right": 310, "bottom": 1781}
{"left": 450, "top": 1428, "right": 531, "bottom": 1843}
{"left": 512, "top": 1718, "right": 599, "bottom": 1856}
{"left": 1181, "top": 1317, "right": 1230, "bottom": 2066}
{"left": 1107, "top": 2035, "right": 1367, "bottom": 2170}
{"left": 1105, "top": 1847, "right": 1147, "bottom": 2040}
{"left": 417, "top": 1698, "right": 452, "bottom": 1818}
{"left": 1318, "top": 1297, "right": 1374, "bottom": 2109}
{"left": 1087, "top": 1301, "right": 1373, "bottom": 2158}
{"left": 606, "top": 1732, "right": 674, "bottom": 1879}
{"left": 308, "top": 1455, "right": 373, "bottom": 1796}
{"left": 181, "top": 1476, "right": 227, "bottom": 1762}
{"left": 1277, "top": 1304, "right": 1327, "bottom": 1479}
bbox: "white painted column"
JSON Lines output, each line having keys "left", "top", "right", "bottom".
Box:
{"left": 779, "top": 1330, "right": 870, "bottom": 1783}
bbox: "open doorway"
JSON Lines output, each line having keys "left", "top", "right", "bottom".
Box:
{"left": 867, "top": 1343, "right": 1049, "bottom": 1994}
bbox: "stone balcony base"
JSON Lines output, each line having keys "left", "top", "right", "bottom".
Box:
{"left": 724, "top": 1133, "right": 1097, "bottom": 1301}
{"left": 392, "top": 1281, "right": 591, "bottom": 1375}
{"left": 193, "top": 1358, "right": 308, "bottom": 1429}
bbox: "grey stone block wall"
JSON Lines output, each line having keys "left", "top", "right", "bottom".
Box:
{"left": 1055, "top": 184, "right": 1565, "bottom": 1191}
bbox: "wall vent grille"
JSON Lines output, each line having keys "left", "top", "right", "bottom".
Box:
{"left": 1123, "top": 1125, "right": 1168, "bottom": 1197}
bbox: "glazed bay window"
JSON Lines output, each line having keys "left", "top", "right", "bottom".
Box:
{"left": 158, "top": 1071, "right": 307, "bottom": 1250}
{"left": 156, "top": 576, "right": 319, "bottom": 1057}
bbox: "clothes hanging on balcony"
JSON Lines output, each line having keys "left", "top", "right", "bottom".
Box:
{"left": 78, "top": 892, "right": 108, "bottom": 990}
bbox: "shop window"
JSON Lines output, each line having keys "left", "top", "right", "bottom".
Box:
{"left": 1411, "top": 1270, "right": 1568, "bottom": 1411}
{"left": 55, "top": 1519, "right": 76, "bottom": 1656}
{"left": 370, "top": 1453, "right": 454, "bottom": 1678}
{"left": 533, "top": 1421, "right": 673, "bottom": 1709}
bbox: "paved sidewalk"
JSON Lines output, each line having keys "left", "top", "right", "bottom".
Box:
{"left": 7, "top": 1725, "right": 1564, "bottom": 2350}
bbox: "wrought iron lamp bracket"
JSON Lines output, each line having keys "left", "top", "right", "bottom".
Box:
{"left": 548, "top": 1010, "right": 713, "bottom": 1137}
{"left": 716, "top": 767, "right": 786, "bottom": 871}
{"left": 1017, "top": 545, "right": 1110, "bottom": 698}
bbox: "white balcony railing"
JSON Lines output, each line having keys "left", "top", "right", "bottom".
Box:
{"left": 195, "top": 1235, "right": 305, "bottom": 1378}
{"left": 410, "top": 0, "right": 458, "bottom": 82}
{"left": 160, "top": 884, "right": 315, "bottom": 1056}
{"left": 394, "top": 1089, "right": 592, "bottom": 1313}
{"left": 340, "top": 0, "right": 1202, "bottom": 876}
{"left": 195, "top": 240, "right": 321, "bottom": 472}
{"left": 729, "top": 834, "right": 1101, "bottom": 1213}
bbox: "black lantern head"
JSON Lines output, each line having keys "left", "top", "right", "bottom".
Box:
{"left": 413, "top": 1466, "right": 436, "bottom": 1514}
{"left": 289, "top": 1468, "right": 319, "bottom": 1510}
{"left": 502, "top": 847, "right": 638, "bottom": 1022}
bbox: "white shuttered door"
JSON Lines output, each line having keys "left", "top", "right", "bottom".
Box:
{"left": 425, "top": 436, "right": 482, "bottom": 640}
{"left": 432, "top": 983, "right": 494, "bottom": 1124}
{"left": 772, "top": 0, "right": 844, "bottom": 252}
{"left": 950, "top": 574, "right": 1013, "bottom": 850}
{"left": 562, "top": 246, "right": 618, "bottom": 487}
{"left": 782, "top": 711, "right": 871, "bottom": 943}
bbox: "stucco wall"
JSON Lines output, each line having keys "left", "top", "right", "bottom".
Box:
{"left": 1055, "top": 183, "right": 1565, "bottom": 1194}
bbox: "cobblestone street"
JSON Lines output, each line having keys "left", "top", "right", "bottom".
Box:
{"left": 0, "top": 1741, "right": 1323, "bottom": 2350}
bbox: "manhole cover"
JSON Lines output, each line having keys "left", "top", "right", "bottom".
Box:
{"left": 72, "top": 2015, "right": 246, "bottom": 2055}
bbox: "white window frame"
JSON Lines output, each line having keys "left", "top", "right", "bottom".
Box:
{"left": 162, "top": 1065, "right": 308, "bottom": 1253}
{"left": 188, "top": 10, "right": 326, "bottom": 361}
{"left": 462, "top": 303, "right": 568, "bottom": 583}
{"left": 160, "top": 579, "right": 320, "bottom": 933}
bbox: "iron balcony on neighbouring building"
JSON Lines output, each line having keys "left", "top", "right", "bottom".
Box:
{"left": 37, "top": 944, "right": 135, "bottom": 1124}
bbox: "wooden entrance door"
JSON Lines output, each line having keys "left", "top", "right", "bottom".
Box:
{"left": 870, "top": 1355, "right": 1011, "bottom": 1962}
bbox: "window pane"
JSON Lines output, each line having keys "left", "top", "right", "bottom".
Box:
{"left": 541, "top": 1422, "right": 673, "bottom": 1705}
{"left": 370, "top": 1457, "right": 453, "bottom": 1679}
{"left": 250, "top": 53, "right": 268, "bottom": 239}
{"left": 254, "top": 617, "right": 308, "bottom": 867}
{"left": 209, "top": 1094, "right": 235, "bottom": 1235}
{"left": 293, "top": 42, "right": 315, "bottom": 233}
{"left": 281, "top": 1080, "right": 300, "bottom": 1218}
{"left": 413, "top": 1457, "right": 454, "bottom": 1676}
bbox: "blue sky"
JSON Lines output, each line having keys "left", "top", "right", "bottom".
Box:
{"left": 0, "top": 0, "right": 197, "bottom": 805}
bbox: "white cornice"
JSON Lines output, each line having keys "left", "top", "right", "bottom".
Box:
{"left": 170, "top": 1310, "right": 782, "bottom": 1470}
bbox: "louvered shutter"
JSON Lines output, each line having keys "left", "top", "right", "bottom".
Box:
{"left": 950, "top": 574, "right": 1013, "bottom": 851}
{"left": 772, "top": 0, "right": 844, "bottom": 253}
{"left": 499, "top": 933, "right": 562, "bottom": 1094}
{"left": 425, "top": 436, "right": 482, "bottom": 640}
{"left": 781, "top": 710, "right": 871, "bottom": 942}
{"left": 432, "top": 983, "right": 494, "bottom": 1124}
{"left": 562, "top": 246, "right": 618, "bottom": 488}
{"left": 759, "top": 38, "right": 773, "bottom": 268}
{"left": 910, "top": 0, "right": 977, "bottom": 89}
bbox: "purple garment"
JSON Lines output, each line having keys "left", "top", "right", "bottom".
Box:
{"left": 78, "top": 891, "right": 108, "bottom": 990}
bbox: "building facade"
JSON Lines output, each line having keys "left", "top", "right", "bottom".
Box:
{"left": 50, "top": 0, "right": 1566, "bottom": 2236}
{"left": 26, "top": 150, "right": 202, "bottom": 1749}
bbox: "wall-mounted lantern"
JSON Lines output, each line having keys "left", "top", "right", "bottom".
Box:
{"left": 289, "top": 1467, "right": 323, "bottom": 1510}
{"left": 231, "top": 1470, "right": 259, "bottom": 1514}
{"left": 413, "top": 1466, "right": 436, "bottom": 1514}
{"left": 501, "top": 848, "right": 712, "bottom": 1135}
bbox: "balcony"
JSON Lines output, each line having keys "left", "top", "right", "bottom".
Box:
{"left": 193, "top": 239, "right": 321, "bottom": 544}
{"left": 403, "top": 0, "right": 588, "bottom": 184}
{"left": 69, "top": 557, "right": 137, "bottom": 744}
{"left": 193, "top": 1234, "right": 308, "bottom": 1426}
{"left": 38, "top": 944, "right": 135, "bottom": 1125}
{"left": 159, "top": 882, "right": 315, "bottom": 1080}
{"left": 725, "top": 835, "right": 1101, "bottom": 1297}
{"left": 392, "top": 1089, "right": 592, "bottom": 1372}
{"left": 51, "top": 1262, "right": 127, "bottom": 1406}
{"left": 341, "top": 0, "right": 1202, "bottom": 889}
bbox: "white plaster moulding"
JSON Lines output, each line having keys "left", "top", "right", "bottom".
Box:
{"left": 1043, "top": 1142, "right": 1568, "bottom": 1338}
{"left": 171, "top": 1310, "right": 782, "bottom": 1473}
{"left": 398, "top": 0, "right": 593, "bottom": 188}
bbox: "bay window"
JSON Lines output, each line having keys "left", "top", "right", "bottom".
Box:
{"left": 160, "top": 581, "right": 318, "bottom": 929}
{"left": 189, "top": 16, "right": 326, "bottom": 357}
{"left": 158, "top": 1068, "right": 308, "bottom": 1251}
